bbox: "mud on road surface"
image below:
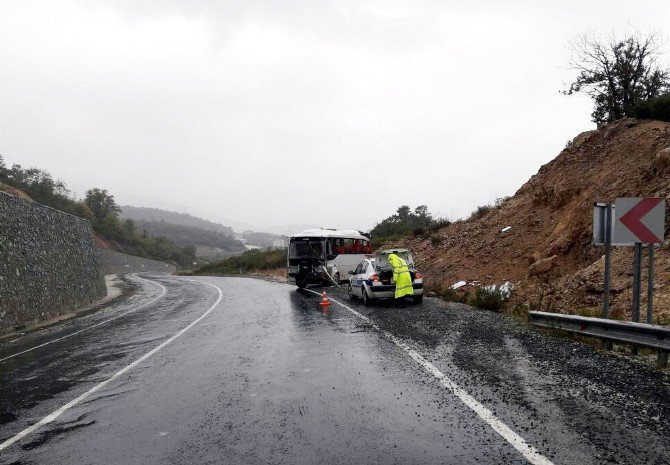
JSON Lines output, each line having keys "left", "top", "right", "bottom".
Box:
{"left": 324, "top": 284, "right": 670, "bottom": 464}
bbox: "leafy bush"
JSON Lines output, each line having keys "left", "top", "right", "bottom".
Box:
{"left": 629, "top": 94, "right": 670, "bottom": 122}
{"left": 494, "top": 196, "right": 510, "bottom": 208}
{"left": 469, "top": 204, "right": 492, "bottom": 220}
{"left": 429, "top": 218, "right": 451, "bottom": 232}
{"left": 430, "top": 235, "right": 442, "bottom": 245}
{"left": 192, "top": 248, "right": 286, "bottom": 275}
{"left": 470, "top": 287, "right": 506, "bottom": 311}
{"left": 508, "top": 303, "right": 529, "bottom": 320}
{"left": 435, "top": 285, "right": 467, "bottom": 303}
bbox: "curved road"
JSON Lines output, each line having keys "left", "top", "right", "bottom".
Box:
{"left": 1, "top": 275, "right": 668, "bottom": 464}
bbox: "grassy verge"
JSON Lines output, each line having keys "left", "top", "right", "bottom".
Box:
{"left": 187, "top": 248, "right": 286, "bottom": 276}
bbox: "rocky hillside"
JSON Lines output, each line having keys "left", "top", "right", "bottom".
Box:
{"left": 400, "top": 118, "right": 670, "bottom": 323}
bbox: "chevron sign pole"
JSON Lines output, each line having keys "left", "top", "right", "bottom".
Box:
{"left": 612, "top": 198, "right": 666, "bottom": 328}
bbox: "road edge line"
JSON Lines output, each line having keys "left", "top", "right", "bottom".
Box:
{"left": 0, "top": 279, "right": 222, "bottom": 452}
{"left": 0, "top": 275, "right": 168, "bottom": 364}
{"left": 306, "top": 289, "right": 555, "bottom": 465}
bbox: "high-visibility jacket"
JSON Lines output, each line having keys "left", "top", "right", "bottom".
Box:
{"left": 388, "top": 253, "right": 413, "bottom": 299}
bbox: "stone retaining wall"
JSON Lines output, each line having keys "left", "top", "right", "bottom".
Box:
{"left": 0, "top": 191, "right": 107, "bottom": 333}
{"left": 97, "top": 248, "right": 176, "bottom": 275}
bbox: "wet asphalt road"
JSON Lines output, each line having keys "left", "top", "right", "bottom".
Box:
{"left": 1, "top": 274, "right": 669, "bottom": 464}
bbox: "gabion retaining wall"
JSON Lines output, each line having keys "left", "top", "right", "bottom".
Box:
{"left": 97, "top": 248, "right": 176, "bottom": 275}
{"left": 0, "top": 191, "right": 107, "bottom": 333}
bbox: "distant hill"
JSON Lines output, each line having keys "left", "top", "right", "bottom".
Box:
{"left": 131, "top": 219, "right": 242, "bottom": 247}
{"left": 120, "top": 206, "right": 235, "bottom": 235}
{"left": 241, "top": 231, "right": 288, "bottom": 249}
{"left": 120, "top": 206, "right": 246, "bottom": 259}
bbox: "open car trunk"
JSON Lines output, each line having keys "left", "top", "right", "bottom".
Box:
{"left": 375, "top": 249, "right": 417, "bottom": 284}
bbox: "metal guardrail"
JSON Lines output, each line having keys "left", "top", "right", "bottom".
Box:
{"left": 529, "top": 311, "right": 670, "bottom": 368}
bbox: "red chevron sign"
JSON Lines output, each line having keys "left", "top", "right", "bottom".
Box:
{"left": 614, "top": 198, "right": 665, "bottom": 245}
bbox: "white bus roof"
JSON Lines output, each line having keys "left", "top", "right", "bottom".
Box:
{"left": 291, "top": 229, "right": 369, "bottom": 239}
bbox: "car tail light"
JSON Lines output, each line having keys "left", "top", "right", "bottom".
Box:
{"left": 370, "top": 274, "right": 380, "bottom": 283}
{"left": 414, "top": 272, "right": 422, "bottom": 279}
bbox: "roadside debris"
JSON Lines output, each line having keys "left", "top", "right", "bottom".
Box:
{"left": 483, "top": 281, "right": 513, "bottom": 299}
{"left": 501, "top": 226, "right": 512, "bottom": 233}
{"left": 451, "top": 280, "right": 467, "bottom": 290}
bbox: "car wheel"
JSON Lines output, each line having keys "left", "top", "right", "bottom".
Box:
{"left": 413, "top": 294, "right": 424, "bottom": 304}
{"left": 362, "top": 287, "right": 373, "bottom": 306}
{"left": 347, "top": 284, "right": 356, "bottom": 300}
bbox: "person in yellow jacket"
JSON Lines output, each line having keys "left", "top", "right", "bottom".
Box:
{"left": 388, "top": 253, "right": 414, "bottom": 301}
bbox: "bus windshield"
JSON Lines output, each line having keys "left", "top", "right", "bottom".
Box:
{"left": 289, "top": 238, "right": 323, "bottom": 259}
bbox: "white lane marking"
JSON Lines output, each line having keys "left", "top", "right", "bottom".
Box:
{"left": 0, "top": 279, "right": 222, "bottom": 452}
{"left": 0, "top": 275, "right": 167, "bottom": 364}
{"left": 306, "top": 289, "right": 555, "bottom": 465}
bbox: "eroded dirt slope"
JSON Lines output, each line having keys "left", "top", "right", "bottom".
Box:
{"left": 399, "top": 118, "right": 670, "bottom": 322}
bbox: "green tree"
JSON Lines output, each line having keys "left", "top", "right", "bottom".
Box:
{"left": 73, "top": 202, "right": 96, "bottom": 224}
{"left": 121, "top": 219, "right": 137, "bottom": 241}
{"left": 564, "top": 32, "right": 670, "bottom": 122}
{"left": 370, "top": 205, "right": 434, "bottom": 240}
{"left": 84, "top": 188, "right": 121, "bottom": 222}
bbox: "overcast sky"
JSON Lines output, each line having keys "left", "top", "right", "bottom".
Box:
{"left": 1, "top": 1, "right": 668, "bottom": 233}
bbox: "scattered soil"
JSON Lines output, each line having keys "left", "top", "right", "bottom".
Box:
{"left": 94, "top": 234, "right": 113, "bottom": 249}
{"left": 391, "top": 118, "right": 670, "bottom": 323}
{"left": 0, "top": 183, "right": 33, "bottom": 202}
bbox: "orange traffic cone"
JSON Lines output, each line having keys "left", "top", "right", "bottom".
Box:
{"left": 319, "top": 290, "right": 331, "bottom": 308}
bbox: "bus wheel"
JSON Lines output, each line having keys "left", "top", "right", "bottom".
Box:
{"left": 296, "top": 274, "right": 307, "bottom": 289}
{"left": 333, "top": 272, "right": 340, "bottom": 284}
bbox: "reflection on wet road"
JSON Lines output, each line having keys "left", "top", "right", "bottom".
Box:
{"left": 0, "top": 274, "right": 657, "bottom": 464}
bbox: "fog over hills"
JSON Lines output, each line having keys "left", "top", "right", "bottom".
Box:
{"left": 119, "top": 205, "right": 294, "bottom": 259}
{"left": 120, "top": 206, "right": 235, "bottom": 235}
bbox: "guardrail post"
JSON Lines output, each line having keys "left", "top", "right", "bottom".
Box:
{"left": 631, "top": 243, "right": 642, "bottom": 355}
{"left": 647, "top": 244, "right": 654, "bottom": 324}
{"left": 632, "top": 243, "right": 642, "bottom": 323}
{"left": 658, "top": 350, "right": 669, "bottom": 369}
{"left": 603, "top": 203, "right": 613, "bottom": 319}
